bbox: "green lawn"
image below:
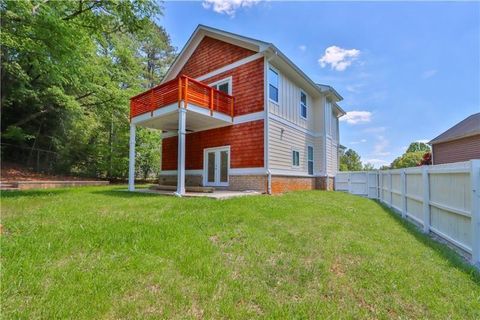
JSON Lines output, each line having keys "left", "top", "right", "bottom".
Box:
{"left": 1, "top": 186, "right": 479, "bottom": 319}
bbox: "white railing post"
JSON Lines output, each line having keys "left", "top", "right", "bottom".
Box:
{"left": 470, "top": 160, "right": 480, "bottom": 266}
{"left": 128, "top": 123, "right": 136, "bottom": 191}
{"left": 401, "top": 169, "right": 407, "bottom": 218}
{"left": 422, "top": 165, "right": 430, "bottom": 233}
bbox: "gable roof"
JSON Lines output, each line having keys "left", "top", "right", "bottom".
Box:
{"left": 162, "top": 24, "right": 269, "bottom": 83}
{"left": 429, "top": 113, "right": 480, "bottom": 144}
{"left": 162, "top": 25, "right": 345, "bottom": 116}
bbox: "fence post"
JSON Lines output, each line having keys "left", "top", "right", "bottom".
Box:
{"left": 379, "top": 171, "right": 383, "bottom": 202}
{"left": 470, "top": 160, "right": 480, "bottom": 266}
{"left": 422, "top": 165, "right": 430, "bottom": 233}
{"left": 389, "top": 171, "right": 393, "bottom": 207}
{"left": 401, "top": 169, "right": 407, "bottom": 218}
{"left": 348, "top": 172, "right": 352, "bottom": 194}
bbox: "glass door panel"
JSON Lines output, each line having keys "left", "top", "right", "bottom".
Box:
{"left": 220, "top": 150, "right": 229, "bottom": 183}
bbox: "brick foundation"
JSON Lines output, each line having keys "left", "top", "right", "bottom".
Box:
{"left": 271, "top": 176, "right": 316, "bottom": 194}
{"left": 157, "top": 174, "right": 267, "bottom": 193}
{"left": 157, "top": 174, "right": 335, "bottom": 193}
{"left": 315, "top": 176, "right": 335, "bottom": 191}
{"left": 159, "top": 175, "right": 203, "bottom": 187}
{"left": 228, "top": 175, "right": 267, "bottom": 192}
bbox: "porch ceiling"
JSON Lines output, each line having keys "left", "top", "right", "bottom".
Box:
{"left": 133, "top": 107, "right": 232, "bottom": 133}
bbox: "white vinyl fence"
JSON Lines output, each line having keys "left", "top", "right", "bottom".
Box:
{"left": 335, "top": 160, "right": 480, "bottom": 266}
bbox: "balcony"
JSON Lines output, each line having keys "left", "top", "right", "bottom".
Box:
{"left": 130, "top": 75, "right": 234, "bottom": 133}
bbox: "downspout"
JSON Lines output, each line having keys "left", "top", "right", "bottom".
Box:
{"left": 264, "top": 51, "right": 276, "bottom": 194}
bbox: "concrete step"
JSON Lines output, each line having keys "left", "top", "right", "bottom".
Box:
{"left": 150, "top": 185, "right": 215, "bottom": 193}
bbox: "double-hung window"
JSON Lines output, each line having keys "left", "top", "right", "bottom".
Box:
{"left": 210, "top": 78, "right": 231, "bottom": 95}
{"left": 292, "top": 150, "right": 300, "bottom": 167}
{"left": 268, "top": 68, "right": 279, "bottom": 103}
{"left": 307, "top": 146, "right": 314, "bottom": 175}
{"left": 300, "top": 92, "right": 308, "bottom": 119}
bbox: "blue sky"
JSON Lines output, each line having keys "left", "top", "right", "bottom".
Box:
{"left": 160, "top": 1, "right": 480, "bottom": 167}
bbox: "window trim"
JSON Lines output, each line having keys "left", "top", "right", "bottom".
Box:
{"left": 307, "top": 145, "right": 314, "bottom": 175}
{"left": 291, "top": 148, "right": 301, "bottom": 168}
{"left": 300, "top": 90, "right": 308, "bottom": 120}
{"left": 268, "top": 66, "right": 279, "bottom": 104}
{"left": 209, "top": 76, "right": 232, "bottom": 95}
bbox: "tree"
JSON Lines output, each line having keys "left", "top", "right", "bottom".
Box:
{"left": 1, "top": 0, "right": 174, "bottom": 179}
{"left": 340, "top": 148, "right": 363, "bottom": 171}
{"left": 406, "top": 142, "right": 430, "bottom": 153}
{"left": 391, "top": 151, "right": 425, "bottom": 169}
{"left": 363, "top": 163, "right": 375, "bottom": 171}
{"left": 390, "top": 142, "right": 432, "bottom": 169}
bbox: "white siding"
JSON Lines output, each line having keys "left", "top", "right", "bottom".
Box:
{"left": 268, "top": 70, "right": 317, "bottom": 130}
{"left": 268, "top": 118, "right": 323, "bottom": 174}
{"left": 266, "top": 64, "right": 340, "bottom": 177}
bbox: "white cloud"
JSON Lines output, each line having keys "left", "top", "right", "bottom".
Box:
{"left": 340, "top": 111, "right": 372, "bottom": 124}
{"left": 346, "top": 83, "right": 365, "bottom": 93}
{"left": 202, "top": 0, "right": 260, "bottom": 16}
{"left": 416, "top": 139, "right": 430, "bottom": 144}
{"left": 373, "top": 135, "right": 390, "bottom": 157}
{"left": 319, "top": 46, "right": 361, "bottom": 71}
{"left": 363, "top": 126, "right": 386, "bottom": 133}
{"left": 422, "top": 69, "right": 437, "bottom": 79}
{"left": 363, "top": 159, "right": 390, "bottom": 168}
{"left": 350, "top": 139, "right": 367, "bottom": 145}
{"left": 299, "top": 45, "right": 307, "bottom": 52}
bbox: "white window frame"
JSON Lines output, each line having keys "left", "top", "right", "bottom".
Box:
{"left": 209, "top": 76, "right": 232, "bottom": 95}
{"left": 291, "top": 148, "right": 300, "bottom": 168}
{"left": 307, "top": 145, "right": 314, "bottom": 175}
{"left": 300, "top": 91, "right": 308, "bottom": 120}
{"left": 268, "top": 66, "right": 279, "bottom": 104}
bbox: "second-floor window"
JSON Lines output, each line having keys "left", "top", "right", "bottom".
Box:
{"left": 210, "top": 77, "right": 232, "bottom": 95}
{"left": 268, "top": 67, "right": 279, "bottom": 103}
{"left": 300, "top": 92, "right": 308, "bottom": 119}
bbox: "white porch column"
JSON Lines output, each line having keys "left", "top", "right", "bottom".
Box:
{"left": 128, "top": 123, "right": 136, "bottom": 191}
{"left": 176, "top": 108, "right": 187, "bottom": 196}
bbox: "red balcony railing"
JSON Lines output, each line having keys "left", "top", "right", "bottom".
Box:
{"left": 130, "top": 75, "right": 234, "bottom": 120}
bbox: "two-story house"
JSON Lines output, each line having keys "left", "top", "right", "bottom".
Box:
{"left": 128, "top": 25, "right": 345, "bottom": 195}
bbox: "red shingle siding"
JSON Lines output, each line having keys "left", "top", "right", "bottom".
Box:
{"left": 162, "top": 120, "right": 264, "bottom": 170}
{"left": 432, "top": 135, "right": 480, "bottom": 164}
{"left": 180, "top": 36, "right": 256, "bottom": 78}
{"left": 203, "top": 58, "right": 264, "bottom": 116}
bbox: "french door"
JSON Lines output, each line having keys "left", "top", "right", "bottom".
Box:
{"left": 204, "top": 146, "right": 230, "bottom": 186}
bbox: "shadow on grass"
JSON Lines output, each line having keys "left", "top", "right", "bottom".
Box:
{"left": 0, "top": 188, "right": 69, "bottom": 198}
{"left": 373, "top": 200, "right": 480, "bottom": 284}
{"left": 89, "top": 189, "right": 164, "bottom": 198}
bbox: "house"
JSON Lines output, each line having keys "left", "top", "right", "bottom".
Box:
{"left": 128, "top": 25, "right": 345, "bottom": 195}
{"left": 429, "top": 113, "right": 480, "bottom": 165}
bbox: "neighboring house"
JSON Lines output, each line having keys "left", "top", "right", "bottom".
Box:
{"left": 128, "top": 25, "right": 345, "bottom": 195}
{"left": 429, "top": 113, "right": 480, "bottom": 164}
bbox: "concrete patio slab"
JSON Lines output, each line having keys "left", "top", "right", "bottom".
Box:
{"left": 130, "top": 188, "right": 263, "bottom": 199}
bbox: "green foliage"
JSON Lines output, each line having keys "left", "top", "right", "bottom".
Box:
{"left": 391, "top": 151, "right": 425, "bottom": 169}
{"left": 390, "top": 142, "right": 431, "bottom": 169}
{"left": 340, "top": 148, "right": 363, "bottom": 171}
{"left": 406, "top": 142, "right": 431, "bottom": 153}
{"left": 1, "top": 0, "right": 175, "bottom": 178}
{"left": 2, "top": 187, "right": 479, "bottom": 318}
{"left": 363, "top": 162, "right": 375, "bottom": 171}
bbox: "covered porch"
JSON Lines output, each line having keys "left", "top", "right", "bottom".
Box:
{"left": 128, "top": 75, "right": 235, "bottom": 196}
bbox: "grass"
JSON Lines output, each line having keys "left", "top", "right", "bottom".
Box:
{"left": 1, "top": 186, "right": 479, "bottom": 319}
